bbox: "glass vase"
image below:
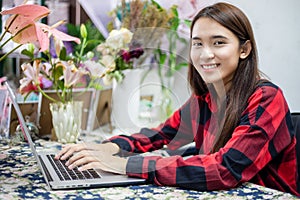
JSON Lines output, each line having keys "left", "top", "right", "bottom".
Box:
{"left": 159, "top": 87, "right": 173, "bottom": 121}
{"left": 49, "top": 101, "right": 83, "bottom": 143}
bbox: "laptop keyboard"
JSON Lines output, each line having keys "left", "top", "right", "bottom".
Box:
{"left": 47, "top": 154, "right": 101, "bottom": 181}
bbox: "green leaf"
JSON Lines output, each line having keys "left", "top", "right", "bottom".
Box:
{"left": 20, "top": 49, "right": 34, "bottom": 59}
{"left": 175, "top": 62, "right": 188, "bottom": 71}
{"left": 151, "top": 0, "right": 163, "bottom": 10}
{"left": 59, "top": 47, "right": 67, "bottom": 61}
{"left": 169, "top": 5, "right": 180, "bottom": 31}
{"left": 184, "top": 19, "right": 192, "bottom": 27}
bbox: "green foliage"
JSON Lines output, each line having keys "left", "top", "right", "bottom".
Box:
{"left": 66, "top": 20, "right": 105, "bottom": 55}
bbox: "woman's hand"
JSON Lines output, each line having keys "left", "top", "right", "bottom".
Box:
{"left": 54, "top": 142, "right": 120, "bottom": 160}
{"left": 54, "top": 142, "right": 126, "bottom": 174}
{"left": 65, "top": 150, "right": 128, "bottom": 174}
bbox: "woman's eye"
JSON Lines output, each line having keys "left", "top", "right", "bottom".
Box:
{"left": 214, "top": 41, "right": 225, "bottom": 45}
{"left": 192, "top": 42, "right": 202, "bottom": 47}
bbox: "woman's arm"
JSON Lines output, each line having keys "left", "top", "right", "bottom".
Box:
{"left": 125, "top": 84, "right": 296, "bottom": 191}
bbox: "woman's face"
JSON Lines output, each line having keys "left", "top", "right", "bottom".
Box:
{"left": 190, "top": 17, "right": 243, "bottom": 88}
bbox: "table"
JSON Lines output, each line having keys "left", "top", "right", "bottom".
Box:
{"left": 0, "top": 133, "right": 299, "bottom": 200}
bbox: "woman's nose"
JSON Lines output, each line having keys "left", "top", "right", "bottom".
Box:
{"left": 201, "top": 47, "right": 215, "bottom": 59}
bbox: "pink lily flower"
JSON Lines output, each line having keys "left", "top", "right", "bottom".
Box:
{"left": 21, "top": 61, "right": 42, "bottom": 85}
{"left": 19, "top": 60, "right": 52, "bottom": 95}
{"left": 0, "top": 4, "right": 50, "bottom": 44}
{"left": 61, "top": 61, "right": 87, "bottom": 89}
{"left": 1, "top": 4, "right": 80, "bottom": 52}
{"left": 37, "top": 22, "right": 81, "bottom": 52}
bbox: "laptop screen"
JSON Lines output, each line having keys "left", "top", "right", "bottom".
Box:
{"left": 5, "top": 81, "right": 39, "bottom": 157}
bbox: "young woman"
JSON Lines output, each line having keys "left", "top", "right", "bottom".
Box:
{"left": 55, "top": 2, "right": 299, "bottom": 195}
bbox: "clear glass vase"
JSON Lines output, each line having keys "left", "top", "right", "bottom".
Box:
{"left": 49, "top": 101, "right": 83, "bottom": 143}
{"left": 159, "top": 87, "right": 173, "bottom": 121}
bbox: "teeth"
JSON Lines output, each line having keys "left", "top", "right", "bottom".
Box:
{"left": 202, "top": 64, "right": 217, "bottom": 69}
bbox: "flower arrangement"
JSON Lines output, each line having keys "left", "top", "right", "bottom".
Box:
{"left": 109, "top": 0, "right": 172, "bottom": 61}
{"left": 96, "top": 28, "right": 144, "bottom": 84}
{"left": 109, "top": 0, "right": 191, "bottom": 120}
{"left": 0, "top": 3, "right": 105, "bottom": 103}
{"left": 111, "top": 0, "right": 171, "bottom": 43}
{"left": 19, "top": 22, "right": 104, "bottom": 103}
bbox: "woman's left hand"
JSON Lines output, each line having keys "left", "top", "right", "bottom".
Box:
{"left": 65, "top": 150, "right": 128, "bottom": 175}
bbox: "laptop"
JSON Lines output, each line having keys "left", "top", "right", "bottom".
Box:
{"left": 5, "top": 81, "right": 146, "bottom": 190}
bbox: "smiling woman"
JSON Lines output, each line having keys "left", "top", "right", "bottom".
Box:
{"left": 190, "top": 17, "right": 252, "bottom": 93}
{"left": 54, "top": 2, "right": 299, "bottom": 196}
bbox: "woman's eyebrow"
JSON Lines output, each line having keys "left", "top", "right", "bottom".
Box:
{"left": 191, "top": 36, "right": 201, "bottom": 40}
{"left": 211, "top": 35, "right": 227, "bottom": 39}
{"left": 191, "top": 35, "right": 228, "bottom": 40}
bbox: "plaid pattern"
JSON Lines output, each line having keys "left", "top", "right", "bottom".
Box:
{"left": 108, "top": 82, "right": 299, "bottom": 195}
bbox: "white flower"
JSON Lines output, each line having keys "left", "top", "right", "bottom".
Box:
{"left": 106, "top": 28, "right": 133, "bottom": 50}
{"left": 83, "top": 60, "right": 106, "bottom": 79}
{"left": 102, "top": 74, "right": 113, "bottom": 85}
{"left": 96, "top": 43, "right": 111, "bottom": 55}
{"left": 100, "top": 55, "right": 116, "bottom": 70}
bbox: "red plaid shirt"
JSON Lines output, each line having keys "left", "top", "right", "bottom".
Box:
{"left": 108, "top": 82, "right": 299, "bottom": 196}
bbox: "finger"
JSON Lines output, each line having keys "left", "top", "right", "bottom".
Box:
{"left": 78, "top": 162, "right": 101, "bottom": 172}
{"left": 68, "top": 155, "right": 96, "bottom": 170}
{"left": 55, "top": 144, "right": 74, "bottom": 159}
{"left": 66, "top": 150, "right": 95, "bottom": 166}
{"left": 56, "top": 143, "right": 85, "bottom": 160}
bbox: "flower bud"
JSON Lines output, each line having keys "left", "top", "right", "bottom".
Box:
{"left": 80, "top": 24, "right": 88, "bottom": 39}
{"left": 86, "top": 51, "right": 94, "bottom": 59}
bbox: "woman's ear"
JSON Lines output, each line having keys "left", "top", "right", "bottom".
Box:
{"left": 240, "top": 40, "right": 252, "bottom": 59}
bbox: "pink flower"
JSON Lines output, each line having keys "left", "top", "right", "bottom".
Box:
{"left": 37, "top": 22, "right": 81, "bottom": 52}
{"left": 1, "top": 4, "right": 80, "bottom": 52}
{"left": 19, "top": 77, "right": 50, "bottom": 95}
{"left": 120, "top": 49, "right": 131, "bottom": 63}
{"left": 19, "top": 60, "right": 52, "bottom": 95}
{"left": 0, "top": 4, "right": 50, "bottom": 45}
{"left": 61, "top": 61, "right": 87, "bottom": 88}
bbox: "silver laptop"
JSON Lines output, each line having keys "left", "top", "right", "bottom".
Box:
{"left": 5, "top": 81, "right": 146, "bottom": 190}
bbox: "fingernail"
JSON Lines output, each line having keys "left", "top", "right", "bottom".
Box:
{"left": 78, "top": 167, "right": 83, "bottom": 171}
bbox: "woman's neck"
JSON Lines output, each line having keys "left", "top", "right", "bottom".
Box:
{"left": 212, "top": 80, "right": 231, "bottom": 104}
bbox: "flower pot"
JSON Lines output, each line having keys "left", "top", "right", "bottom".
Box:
{"left": 49, "top": 101, "right": 83, "bottom": 143}
{"left": 111, "top": 69, "right": 143, "bottom": 133}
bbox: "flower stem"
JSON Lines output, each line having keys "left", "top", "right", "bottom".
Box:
{"left": 37, "top": 85, "right": 58, "bottom": 103}
{"left": 0, "top": 43, "right": 23, "bottom": 63}
{"left": 0, "top": 29, "right": 8, "bottom": 43}
{"left": 0, "top": 14, "right": 19, "bottom": 42}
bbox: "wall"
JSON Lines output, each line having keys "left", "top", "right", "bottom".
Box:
{"left": 224, "top": 0, "right": 300, "bottom": 111}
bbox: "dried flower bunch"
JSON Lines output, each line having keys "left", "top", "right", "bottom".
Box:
{"left": 110, "top": 0, "right": 176, "bottom": 56}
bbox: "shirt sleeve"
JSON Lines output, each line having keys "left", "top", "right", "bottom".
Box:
{"left": 125, "top": 84, "right": 295, "bottom": 191}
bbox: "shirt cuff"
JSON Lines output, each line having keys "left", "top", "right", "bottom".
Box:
{"left": 126, "top": 156, "right": 158, "bottom": 183}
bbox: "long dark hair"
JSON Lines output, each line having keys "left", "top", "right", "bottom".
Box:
{"left": 188, "top": 2, "right": 263, "bottom": 152}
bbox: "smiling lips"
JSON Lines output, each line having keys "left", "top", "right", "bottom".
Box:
{"left": 201, "top": 64, "right": 219, "bottom": 70}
